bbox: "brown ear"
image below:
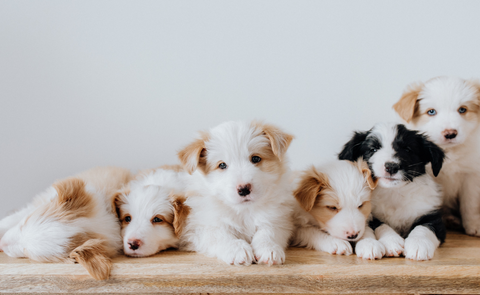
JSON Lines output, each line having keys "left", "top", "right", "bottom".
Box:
{"left": 393, "top": 83, "right": 423, "bottom": 123}
{"left": 69, "top": 239, "right": 114, "bottom": 280}
{"left": 255, "top": 122, "right": 294, "bottom": 159}
{"left": 467, "top": 79, "right": 480, "bottom": 104}
{"left": 52, "top": 177, "right": 95, "bottom": 220}
{"left": 294, "top": 167, "right": 329, "bottom": 212}
{"left": 111, "top": 188, "right": 129, "bottom": 219}
{"left": 356, "top": 160, "right": 378, "bottom": 190}
{"left": 177, "top": 132, "right": 209, "bottom": 174}
{"left": 170, "top": 194, "right": 190, "bottom": 237}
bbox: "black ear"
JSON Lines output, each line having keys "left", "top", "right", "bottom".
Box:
{"left": 338, "top": 131, "right": 368, "bottom": 161}
{"left": 421, "top": 135, "right": 445, "bottom": 177}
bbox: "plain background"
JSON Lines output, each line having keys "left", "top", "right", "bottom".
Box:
{"left": 1, "top": 1, "right": 480, "bottom": 218}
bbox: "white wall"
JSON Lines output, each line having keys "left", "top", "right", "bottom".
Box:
{"left": 1, "top": 1, "right": 479, "bottom": 218}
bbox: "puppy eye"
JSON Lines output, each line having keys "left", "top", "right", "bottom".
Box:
{"left": 251, "top": 156, "right": 261, "bottom": 164}
{"left": 370, "top": 148, "right": 377, "bottom": 153}
{"left": 124, "top": 216, "right": 132, "bottom": 223}
{"left": 427, "top": 109, "right": 437, "bottom": 116}
{"left": 358, "top": 203, "right": 364, "bottom": 208}
{"left": 458, "top": 107, "right": 467, "bottom": 114}
{"left": 326, "top": 206, "right": 338, "bottom": 211}
{"left": 152, "top": 217, "right": 163, "bottom": 224}
{"left": 218, "top": 162, "right": 227, "bottom": 169}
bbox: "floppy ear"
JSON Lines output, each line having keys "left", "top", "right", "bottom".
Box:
{"left": 110, "top": 188, "right": 129, "bottom": 219}
{"left": 177, "top": 132, "right": 209, "bottom": 174}
{"left": 420, "top": 136, "right": 445, "bottom": 177}
{"left": 260, "top": 123, "right": 294, "bottom": 159}
{"left": 356, "top": 159, "right": 378, "bottom": 190}
{"left": 393, "top": 83, "right": 423, "bottom": 123}
{"left": 170, "top": 194, "right": 190, "bottom": 237}
{"left": 338, "top": 131, "right": 368, "bottom": 161}
{"left": 293, "top": 167, "right": 330, "bottom": 212}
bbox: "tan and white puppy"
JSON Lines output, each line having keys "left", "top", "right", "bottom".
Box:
{"left": 112, "top": 166, "right": 190, "bottom": 257}
{"left": 0, "top": 167, "right": 132, "bottom": 280}
{"left": 394, "top": 77, "right": 480, "bottom": 236}
{"left": 291, "top": 159, "right": 383, "bottom": 259}
{"left": 178, "top": 121, "right": 294, "bottom": 266}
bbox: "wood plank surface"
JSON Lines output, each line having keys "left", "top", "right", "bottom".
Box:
{"left": 1, "top": 231, "right": 480, "bottom": 294}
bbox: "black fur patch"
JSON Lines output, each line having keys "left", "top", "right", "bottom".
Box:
{"left": 410, "top": 210, "right": 446, "bottom": 243}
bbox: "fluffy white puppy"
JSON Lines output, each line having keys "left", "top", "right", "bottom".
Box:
{"left": 177, "top": 121, "right": 294, "bottom": 266}
{"left": 112, "top": 165, "right": 190, "bottom": 257}
{"left": 393, "top": 77, "right": 480, "bottom": 236}
{"left": 0, "top": 167, "right": 131, "bottom": 280}
{"left": 291, "top": 159, "right": 383, "bottom": 260}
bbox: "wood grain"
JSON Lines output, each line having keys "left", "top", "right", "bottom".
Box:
{"left": 1, "top": 231, "right": 480, "bottom": 294}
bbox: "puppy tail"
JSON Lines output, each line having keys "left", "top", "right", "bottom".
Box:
{"left": 69, "top": 239, "right": 114, "bottom": 280}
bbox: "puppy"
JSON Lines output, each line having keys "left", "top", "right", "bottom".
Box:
{"left": 339, "top": 123, "right": 446, "bottom": 260}
{"left": 178, "top": 121, "right": 294, "bottom": 266}
{"left": 393, "top": 77, "right": 480, "bottom": 236}
{"left": 112, "top": 166, "right": 190, "bottom": 257}
{"left": 0, "top": 167, "right": 131, "bottom": 280}
{"left": 291, "top": 159, "right": 383, "bottom": 260}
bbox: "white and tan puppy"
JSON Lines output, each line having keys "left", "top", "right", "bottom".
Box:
{"left": 394, "top": 77, "right": 480, "bottom": 236}
{"left": 0, "top": 167, "right": 132, "bottom": 280}
{"left": 112, "top": 166, "right": 190, "bottom": 257}
{"left": 178, "top": 121, "right": 294, "bottom": 266}
{"left": 291, "top": 159, "right": 383, "bottom": 260}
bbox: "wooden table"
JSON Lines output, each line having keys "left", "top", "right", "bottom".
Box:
{"left": 1, "top": 231, "right": 480, "bottom": 294}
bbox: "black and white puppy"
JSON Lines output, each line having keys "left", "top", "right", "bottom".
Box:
{"left": 339, "top": 122, "right": 446, "bottom": 260}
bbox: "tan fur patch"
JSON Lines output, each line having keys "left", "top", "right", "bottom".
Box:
{"left": 159, "top": 164, "right": 184, "bottom": 172}
{"left": 50, "top": 178, "right": 95, "bottom": 221}
{"left": 309, "top": 190, "right": 340, "bottom": 226}
{"left": 359, "top": 200, "right": 372, "bottom": 219}
{"left": 169, "top": 194, "right": 190, "bottom": 237}
{"left": 356, "top": 160, "right": 378, "bottom": 190}
{"left": 294, "top": 166, "right": 331, "bottom": 212}
{"left": 178, "top": 132, "right": 210, "bottom": 174}
{"left": 461, "top": 100, "right": 480, "bottom": 122}
{"left": 252, "top": 121, "right": 294, "bottom": 160}
{"left": 69, "top": 238, "right": 115, "bottom": 280}
{"left": 393, "top": 83, "right": 424, "bottom": 122}
{"left": 111, "top": 187, "right": 130, "bottom": 220}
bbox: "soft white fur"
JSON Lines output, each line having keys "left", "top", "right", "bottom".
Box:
{"left": 118, "top": 169, "right": 188, "bottom": 257}
{"left": 291, "top": 160, "right": 384, "bottom": 260}
{"left": 402, "top": 77, "right": 480, "bottom": 236}
{"left": 180, "top": 121, "right": 294, "bottom": 266}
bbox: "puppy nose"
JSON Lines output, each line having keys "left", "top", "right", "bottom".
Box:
{"left": 442, "top": 129, "right": 458, "bottom": 139}
{"left": 237, "top": 184, "right": 252, "bottom": 197}
{"left": 128, "top": 239, "right": 142, "bottom": 251}
{"left": 385, "top": 162, "right": 399, "bottom": 175}
{"left": 346, "top": 231, "right": 359, "bottom": 240}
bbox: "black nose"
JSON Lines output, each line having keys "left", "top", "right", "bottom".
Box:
{"left": 347, "top": 233, "right": 358, "bottom": 240}
{"left": 445, "top": 133, "right": 457, "bottom": 139}
{"left": 385, "top": 162, "right": 399, "bottom": 175}
{"left": 237, "top": 184, "right": 252, "bottom": 197}
{"left": 128, "top": 240, "right": 140, "bottom": 250}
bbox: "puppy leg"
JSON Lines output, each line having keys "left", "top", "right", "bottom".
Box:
{"left": 69, "top": 239, "right": 113, "bottom": 280}
{"left": 404, "top": 226, "right": 440, "bottom": 260}
{"left": 355, "top": 226, "right": 385, "bottom": 260}
{"left": 292, "top": 226, "right": 353, "bottom": 255}
{"left": 459, "top": 176, "right": 480, "bottom": 236}
{"left": 375, "top": 224, "right": 405, "bottom": 257}
{"left": 252, "top": 225, "right": 290, "bottom": 266}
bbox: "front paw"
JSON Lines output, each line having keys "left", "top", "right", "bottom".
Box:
{"left": 320, "top": 236, "right": 353, "bottom": 256}
{"left": 379, "top": 235, "right": 405, "bottom": 257}
{"left": 404, "top": 236, "right": 437, "bottom": 260}
{"left": 355, "top": 238, "right": 385, "bottom": 260}
{"left": 221, "top": 240, "right": 255, "bottom": 266}
{"left": 463, "top": 222, "right": 480, "bottom": 237}
{"left": 253, "top": 244, "right": 285, "bottom": 266}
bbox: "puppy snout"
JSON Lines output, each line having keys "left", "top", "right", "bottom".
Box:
{"left": 237, "top": 184, "right": 252, "bottom": 197}
{"left": 442, "top": 129, "right": 458, "bottom": 139}
{"left": 385, "top": 162, "right": 399, "bottom": 175}
{"left": 128, "top": 239, "right": 142, "bottom": 250}
{"left": 346, "top": 231, "right": 359, "bottom": 240}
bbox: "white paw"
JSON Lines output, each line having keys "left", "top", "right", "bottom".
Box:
{"left": 355, "top": 238, "right": 385, "bottom": 260}
{"left": 380, "top": 235, "right": 405, "bottom": 257}
{"left": 321, "top": 236, "right": 353, "bottom": 256}
{"left": 463, "top": 222, "right": 480, "bottom": 237}
{"left": 253, "top": 244, "right": 285, "bottom": 266}
{"left": 221, "top": 240, "right": 255, "bottom": 266}
{"left": 404, "top": 236, "right": 437, "bottom": 261}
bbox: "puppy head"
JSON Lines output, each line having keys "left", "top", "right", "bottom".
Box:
{"left": 178, "top": 121, "right": 293, "bottom": 206}
{"left": 294, "top": 160, "right": 376, "bottom": 242}
{"left": 394, "top": 77, "right": 480, "bottom": 148}
{"left": 113, "top": 176, "right": 189, "bottom": 257}
{"left": 339, "top": 123, "right": 445, "bottom": 188}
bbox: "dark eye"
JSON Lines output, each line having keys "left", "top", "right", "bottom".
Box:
{"left": 358, "top": 203, "right": 364, "bottom": 208}
{"left": 218, "top": 162, "right": 227, "bottom": 169}
{"left": 370, "top": 147, "right": 377, "bottom": 153}
{"left": 427, "top": 109, "right": 437, "bottom": 116}
{"left": 458, "top": 107, "right": 467, "bottom": 114}
{"left": 327, "top": 206, "right": 338, "bottom": 211}
{"left": 124, "top": 216, "right": 131, "bottom": 223}
{"left": 251, "top": 156, "right": 261, "bottom": 163}
{"left": 152, "top": 217, "right": 163, "bottom": 223}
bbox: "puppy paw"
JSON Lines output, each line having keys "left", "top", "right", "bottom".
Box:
{"left": 404, "top": 236, "right": 437, "bottom": 260}
{"left": 355, "top": 238, "right": 385, "bottom": 260}
{"left": 379, "top": 235, "right": 405, "bottom": 257}
{"left": 221, "top": 240, "right": 255, "bottom": 266}
{"left": 463, "top": 223, "right": 480, "bottom": 237}
{"left": 320, "top": 236, "right": 353, "bottom": 256}
{"left": 253, "top": 244, "right": 285, "bottom": 266}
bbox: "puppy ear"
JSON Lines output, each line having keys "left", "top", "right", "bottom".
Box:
{"left": 111, "top": 188, "right": 129, "bottom": 218}
{"left": 170, "top": 194, "right": 190, "bottom": 237}
{"left": 420, "top": 135, "right": 445, "bottom": 177}
{"left": 393, "top": 83, "right": 423, "bottom": 122}
{"left": 356, "top": 160, "right": 378, "bottom": 190}
{"left": 177, "top": 132, "right": 209, "bottom": 174}
{"left": 294, "top": 167, "right": 330, "bottom": 212}
{"left": 259, "top": 123, "right": 294, "bottom": 159}
{"left": 467, "top": 79, "right": 480, "bottom": 104}
{"left": 69, "top": 239, "right": 114, "bottom": 280}
{"left": 338, "top": 131, "right": 368, "bottom": 161}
